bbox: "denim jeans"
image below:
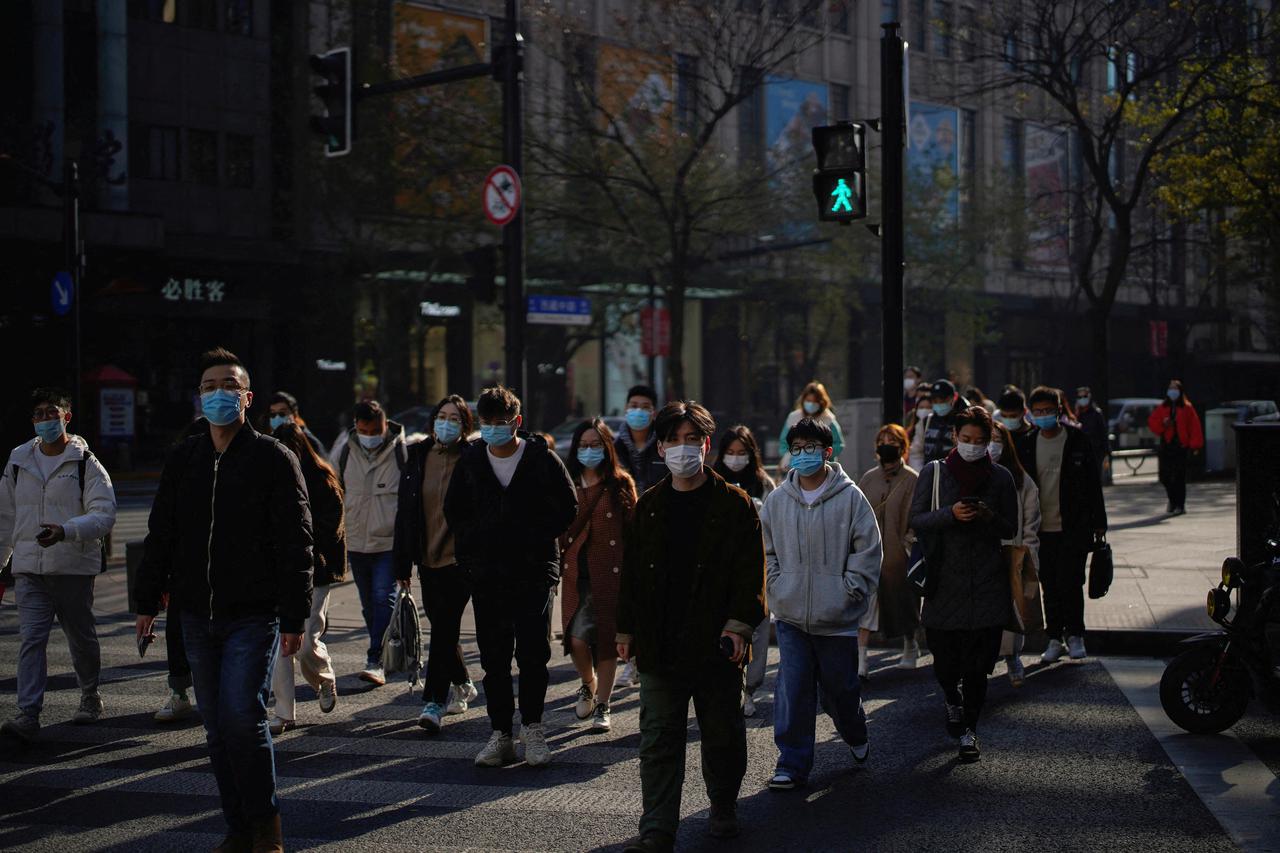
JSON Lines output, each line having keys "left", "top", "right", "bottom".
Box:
{"left": 182, "top": 612, "right": 280, "bottom": 832}
{"left": 349, "top": 551, "right": 396, "bottom": 666}
{"left": 773, "top": 620, "right": 867, "bottom": 782}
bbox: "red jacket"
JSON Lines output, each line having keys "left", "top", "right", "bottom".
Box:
{"left": 1148, "top": 402, "right": 1204, "bottom": 451}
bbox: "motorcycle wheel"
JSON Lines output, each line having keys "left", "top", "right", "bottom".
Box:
{"left": 1159, "top": 644, "right": 1251, "bottom": 734}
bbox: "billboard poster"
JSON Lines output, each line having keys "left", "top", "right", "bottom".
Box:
{"left": 908, "top": 101, "right": 961, "bottom": 223}
{"left": 765, "top": 77, "right": 828, "bottom": 170}
{"left": 392, "top": 4, "right": 490, "bottom": 214}
{"left": 1024, "top": 123, "right": 1072, "bottom": 271}
{"left": 597, "top": 44, "right": 673, "bottom": 144}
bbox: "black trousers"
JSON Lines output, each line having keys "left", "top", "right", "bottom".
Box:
{"left": 473, "top": 587, "right": 553, "bottom": 734}
{"left": 419, "top": 565, "right": 473, "bottom": 705}
{"left": 166, "top": 601, "right": 192, "bottom": 693}
{"left": 1159, "top": 443, "right": 1188, "bottom": 510}
{"left": 926, "top": 626, "right": 1003, "bottom": 732}
{"left": 1039, "top": 532, "right": 1087, "bottom": 639}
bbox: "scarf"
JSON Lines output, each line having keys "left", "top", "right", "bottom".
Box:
{"left": 943, "top": 447, "right": 992, "bottom": 497}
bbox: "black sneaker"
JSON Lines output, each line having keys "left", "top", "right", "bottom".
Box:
{"left": 944, "top": 702, "right": 965, "bottom": 738}
{"left": 623, "top": 836, "right": 673, "bottom": 853}
{"left": 708, "top": 803, "right": 740, "bottom": 839}
{"left": 959, "top": 730, "right": 981, "bottom": 762}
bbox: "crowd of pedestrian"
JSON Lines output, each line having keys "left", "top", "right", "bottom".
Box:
{"left": 6, "top": 351, "right": 1217, "bottom": 853}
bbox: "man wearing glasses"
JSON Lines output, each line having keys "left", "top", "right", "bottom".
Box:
{"left": 616, "top": 401, "right": 767, "bottom": 852}
{"left": 0, "top": 388, "right": 117, "bottom": 742}
{"left": 134, "top": 347, "right": 313, "bottom": 853}
{"left": 443, "top": 385, "right": 577, "bottom": 768}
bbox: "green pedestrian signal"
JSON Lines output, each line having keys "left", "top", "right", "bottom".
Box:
{"left": 812, "top": 122, "right": 867, "bottom": 223}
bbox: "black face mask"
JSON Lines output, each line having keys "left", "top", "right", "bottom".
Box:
{"left": 876, "top": 444, "right": 901, "bottom": 464}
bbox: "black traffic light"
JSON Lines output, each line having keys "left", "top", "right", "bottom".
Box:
{"left": 309, "top": 47, "right": 352, "bottom": 157}
{"left": 812, "top": 122, "right": 867, "bottom": 223}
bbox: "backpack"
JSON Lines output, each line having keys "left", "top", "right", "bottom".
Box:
{"left": 338, "top": 438, "right": 407, "bottom": 490}
{"left": 381, "top": 588, "right": 423, "bottom": 689}
{"left": 11, "top": 452, "right": 110, "bottom": 573}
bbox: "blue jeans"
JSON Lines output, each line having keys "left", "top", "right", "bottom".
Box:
{"left": 349, "top": 551, "right": 396, "bottom": 666}
{"left": 182, "top": 612, "right": 280, "bottom": 832}
{"left": 773, "top": 620, "right": 867, "bottom": 782}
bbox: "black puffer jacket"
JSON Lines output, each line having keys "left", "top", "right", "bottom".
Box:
{"left": 136, "top": 423, "right": 314, "bottom": 632}
{"left": 910, "top": 460, "right": 1018, "bottom": 631}
{"left": 443, "top": 433, "right": 577, "bottom": 592}
{"left": 1015, "top": 424, "right": 1108, "bottom": 552}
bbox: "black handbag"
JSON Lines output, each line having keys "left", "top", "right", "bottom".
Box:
{"left": 907, "top": 462, "right": 942, "bottom": 598}
{"left": 1088, "top": 535, "right": 1114, "bottom": 600}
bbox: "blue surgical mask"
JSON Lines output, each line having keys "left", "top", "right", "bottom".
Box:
{"left": 998, "top": 415, "right": 1024, "bottom": 431}
{"left": 803, "top": 400, "right": 821, "bottom": 415}
{"left": 201, "top": 389, "right": 243, "bottom": 427}
{"left": 625, "top": 407, "right": 653, "bottom": 430}
{"left": 1168, "top": 388, "right": 1181, "bottom": 401}
{"left": 434, "top": 419, "right": 461, "bottom": 444}
{"left": 481, "top": 424, "right": 514, "bottom": 446}
{"left": 791, "top": 449, "right": 826, "bottom": 476}
{"left": 577, "top": 447, "right": 605, "bottom": 469}
{"left": 1076, "top": 397, "right": 1090, "bottom": 409}
{"left": 932, "top": 401, "right": 953, "bottom": 418}
{"left": 269, "top": 414, "right": 290, "bottom": 431}
{"left": 357, "top": 432, "right": 384, "bottom": 450}
{"left": 1032, "top": 414, "right": 1060, "bottom": 431}
{"left": 34, "top": 418, "right": 65, "bottom": 444}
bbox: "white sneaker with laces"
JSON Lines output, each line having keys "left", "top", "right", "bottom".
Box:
{"left": 358, "top": 666, "right": 386, "bottom": 686}
{"left": 475, "top": 730, "right": 517, "bottom": 767}
{"left": 592, "top": 703, "right": 611, "bottom": 732}
{"left": 268, "top": 714, "right": 294, "bottom": 736}
{"left": 521, "top": 722, "right": 553, "bottom": 766}
{"left": 154, "top": 691, "right": 193, "bottom": 723}
{"left": 1041, "top": 639, "right": 1067, "bottom": 664}
{"left": 318, "top": 681, "right": 338, "bottom": 714}
{"left": 1067, "top": 635, "right": 1087, "bottom": 660}
{"left": 574, "top": 683, "right": 597, "bottom": 720}
{"left": 619, "top": 661, "right": 639, "bottom": 688}
{"left": 447, "top": 680, "right": 478, "bottom": 715}
{"left": 898, "top": 639, "right": 919, "bottom": 669}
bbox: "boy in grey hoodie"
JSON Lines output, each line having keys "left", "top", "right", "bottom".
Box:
{"left": 761, "top": 418, "right": 882, "bottom": 789}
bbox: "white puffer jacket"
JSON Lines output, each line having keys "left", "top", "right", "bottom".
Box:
{"left": 0, "top": 435, "right": 117, "bottom": 576}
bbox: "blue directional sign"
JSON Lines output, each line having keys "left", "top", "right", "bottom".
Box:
{"left": 527, "top": 295, "right": 592, "bottom": 326}
{"left": 51, "top": 272, "right": 74, "bottom": 317}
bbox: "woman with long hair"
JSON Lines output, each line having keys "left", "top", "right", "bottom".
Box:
{"left": 857, "top": 423, "right": 920, "bottom": 676}
{"left": 712, "top": 425, "right": 776, "bottom": 715}
{"left": 779, "top": 381, "right": 845, "bottom": 470}
{"left": 392, "top": 395, "right": 480, "bottom": 734}
{"left": 1147, "top": 379, "right": 1204, "bottom": 515}
{"left": 269, "top": 422, "right": 346, "bottom": 733}
{"left": 561, "top": 417, "right": 637, "bottom": 732}
{"left": 989, "top": 421, "right": 1042, "bottom": 687}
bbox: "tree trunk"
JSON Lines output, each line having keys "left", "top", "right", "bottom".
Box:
{"left": 666, "top": 271, "right": 687, "bottom": 400}
{"left": 1088, "top": 304, "right": 1111, "bottom": 409}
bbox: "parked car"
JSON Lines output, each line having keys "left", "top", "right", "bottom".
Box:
{"left": 1219, "top": 400, "right": 1280, "bottom": 424}
{"left": 548, "top": 416, "right": 628, "bottom": 461}
{"left": 1108, "top": 397, "right": 1162, "bottom": 449}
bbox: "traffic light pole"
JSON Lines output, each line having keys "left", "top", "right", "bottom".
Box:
{"left": 880, "top": 24, "right": 906, "bottom": 429}
{"left": 500, "top": 0, "right": 525, "bottom": 399}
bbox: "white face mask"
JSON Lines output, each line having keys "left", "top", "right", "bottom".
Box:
{"left": 723, "top": 454, "right": 750, "bottom": 472}
{"left": 988, "top": 442, "right": 1003, "bottom": 462}
{"left": 957, "top": 442, "right": 988, "bottom": 463}
{"left": 904, "top": 377, "right": 917, "bottom": 392}
{"left": 663, "top": 444, "right": 705, "bottom": 478}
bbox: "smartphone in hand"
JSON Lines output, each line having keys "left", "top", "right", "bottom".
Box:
{"left": 36, "top": 525, "right": 56, "bottom": 544}
{"left": 137, "top": 633, "right": 154, "bottom": 658}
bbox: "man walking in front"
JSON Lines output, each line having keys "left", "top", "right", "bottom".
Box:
{"left": 616, "top": 401, "right": 767, "bottom": 853}
{"left": 0, "top": 388, "right": 117, "bottom": 742}
{"left": 444, "top": 386, "right": 576, "bottom": 768}
{"left": 135, "top": 348, "right": 313, "bottom": 853}
{"left": 762, "top": 417, "right": 881, "bottom": 790}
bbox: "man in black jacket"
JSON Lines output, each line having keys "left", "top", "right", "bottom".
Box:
{"left": 910, "top": 380, "right": 970, "bottom": 468}
{"left": 135, "top": 348, "right": 313, "bottom": 853}
{"left": 444, "top": 386, "right": 576, "bottom": 768}
{"left": 1015, "top": 386, "right": 1107, "bottom": 664}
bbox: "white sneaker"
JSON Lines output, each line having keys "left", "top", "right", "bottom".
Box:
{"left": 618, "top": 661, "right": 639, "bottom": 688}
{"left": 1067, "top": 635, "right": 1087, "bottom": 660}
{"left": 1041, "top": 639, "right": 1067, "bottom": 664}
{"left": 154, "top": 691, "right": 194, "bottom": 723}
{"left": 358, "top": 666, "right": 386, "bottom": 686}
{"left": 898, "top": 641, "right": 919, "bottom": 670}
{"left": 318, "top": 681, "right": 338, "bottom": 714}
{"left": 521, "top": 722, "right": 553, "bottom": 766}
{"left": 447, "top": 680, "right": 478, "bottom": 715}
{"left": 475, "top": 730, "right": 517, "bottom": 767}
{"left": 268, "top": 714, "right": 294, "bottom": 736}
{"left": 418, "top": 702, "right": 444, "bottom": 734}
{"left": 591, "top": 703, "right": 612, "bottom": 732}
{"left": 574, "top": 683, "right": 597, "bottom": 720}
{"left": 742, "top": 691, "right": 757, "bottom": 718}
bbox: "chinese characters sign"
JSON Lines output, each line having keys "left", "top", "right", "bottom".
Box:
{"left": 162, "top": 278, "right": 227, "bottom": 303}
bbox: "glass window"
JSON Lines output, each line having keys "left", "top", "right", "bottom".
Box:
{"left": 1002, "top": 117, "right": 1023, "bottom": 176}
{"left": 935, "top": 1, "right": 952, "bottom": 56}
{"left": 226, "top": 0, "right": 253, "bottom": 36}
{"left": 677, "top": 54, "right": 699, "bottom": 135}
{"left": 830, "top": 83, "right": 851, "bottom": 121}
{"left": 738, "top": 67, "right": 766, "bottom": 165}
{"left": 130, "top": 123, "right": 180, "bottom": 181}
{"left": 226, "top": 133, "right": 254, "bottom": 188}
{"left": 188, "top": 129, "right": 219, "bottom": 185}
{"left": 910, "top": 0, "right": 927, "bottom": 52}
{"left": 960, "top": 7, "right": 976, "bottom": 61}
{"left": 182, "top": 0, "right": 218, "bottom": 30}
{"left": 882, "top": 0, "right": 900, "bottom": 24}
{"left": 830, "top": 1, "right": 850, "bottom": 34}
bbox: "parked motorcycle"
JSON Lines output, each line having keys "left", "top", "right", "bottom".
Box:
{"left": 1159, "top": 537, "right": 1280, "bottom": 734}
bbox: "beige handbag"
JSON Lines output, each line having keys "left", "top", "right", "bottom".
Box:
{"left": 1004, "top": 544, "right": 1044, "bottom": 634}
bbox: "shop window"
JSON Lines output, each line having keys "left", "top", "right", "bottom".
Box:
{"left": 226, "top": 133, "right": 254, "bottom": 188}
{"left": 188, "top": 129, "right": 219, "bottom": 185}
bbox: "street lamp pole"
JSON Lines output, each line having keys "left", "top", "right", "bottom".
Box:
{"left": 880, "top": 24, "right": 906, "bottom": 428}
{"left": 501, "top": 0, "right": 525, "bottom": 400}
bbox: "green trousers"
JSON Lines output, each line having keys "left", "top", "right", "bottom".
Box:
{"left": 637, "top": 662, "right": 746, "bottom": 842}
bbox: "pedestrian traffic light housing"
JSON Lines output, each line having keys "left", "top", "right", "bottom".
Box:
{"left": 309, "top": 47, "right": 352, "bottom": 158}
{"left": 812, "top": 122, "right": 867, "bottom": 223}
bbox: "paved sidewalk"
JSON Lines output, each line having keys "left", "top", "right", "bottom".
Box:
{"left": 1087, "top": 473, "right": 1234, "bottom": 633}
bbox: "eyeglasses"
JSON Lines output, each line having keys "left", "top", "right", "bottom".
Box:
{"left": 32, "top": 407, "right": 64, "bottom": 421}
{"left": 1029, "top": 407, "right": 1058, "bottom": 417}
{"left": 199, "top": 380, "right": 247, "bottom": 394}
{"left": 479, "top": 417, "right": 517, "bottom": 428}
{"left": 788, "top": 443, "right": 825, "bottom": 455}
{"left": 578, "top": 441, "right": 604, "bottom": 450}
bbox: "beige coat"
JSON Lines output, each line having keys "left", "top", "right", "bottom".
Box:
{"left": 858, "top": 462, "right": 919, "bottom": 638}
{"left": 341, "top": 422, "right": 407, "bottom": 554}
